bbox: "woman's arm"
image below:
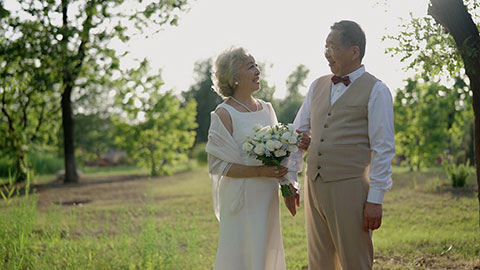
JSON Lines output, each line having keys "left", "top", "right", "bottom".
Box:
{"left": 215, "top": 107, "right": 287, "bottom": 180}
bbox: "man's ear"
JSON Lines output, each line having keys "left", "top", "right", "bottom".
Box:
{"left": 352, "top": 45, "right": 360, "bottom": 61}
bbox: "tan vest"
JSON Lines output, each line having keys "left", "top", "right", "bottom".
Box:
{"left": 306, "top": 72, "right": 378, "bottom": 182}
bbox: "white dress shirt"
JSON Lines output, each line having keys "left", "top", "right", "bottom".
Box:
{"left": 287, "top": 65, "right": 395, "bottom": 204}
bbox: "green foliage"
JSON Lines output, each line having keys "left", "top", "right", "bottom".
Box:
{"left": 275, "top": 64, "right": 309, "bottom": 124}
{"left": 253, "top": 62, "right": 276, "bottom": 103}
{"left": 190, "top": 142, "right": 208, "bottom": 165}
{"left": 74, "top": 113, "right": 116, "bottom": 164}
{"left": 28, "top": 152, "right": 64, "bottom": 175}
{"left": 0, "top": 173, "right": 18, "bottom": 205}
{"left": 0, "top": 157, "right": 12, "bottom": 179}
{"left": 0, "top": 29, "right": 62, "bottom": 181}
{"left": 114, "top": 61, "right": 197, "bottom": 176}
{"left": 384, "top": 13, "right": 463, "bottom": 78}
{"left": 182, "top": 59, "right": 222, "bottom": 143}
{"left": 443, "top": 159, "right": 471, "bottom": 188}
{"left": 0, "top": 0, "right": 191, "bottom": 183}
{"left": 382, "top": 0, "right": 480, "bottom": 79}
{"left": 446, "top": 80, "right": 475, "bottom": 166}
{"left": 0, "top": 151, "right": 64, "bottom": 178}
{"left": 393, "top": 78, "right": 469, "bottom": 170}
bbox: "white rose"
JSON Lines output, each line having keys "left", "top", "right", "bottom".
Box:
{"left": 288, "top": 123, "right": 295, "bottom": 131}
{"left": 242, "top": 142, "right": 253, "bottom": 152}
{"left": 273, "top": 140, "right": 283, "bottom": 149}
{"left": 288, "top": 136, "right": 298, "bottom": 144}
{"left": 288, "top": 145, "right": 299, "bottom": 153}
{"left": 266, "top": 140, "right": 277, "bottom": 151}
{"left": 256, "top": 127, "right": 270, "bottom": 138}
{"left": 281, "top": 132, "right": 291, "bottom": 140}
{"left": 253, "top": 144, "right": 265, "bottom": 155}
{"left": 274, "top": 149, "right": 287, "bottom": 157}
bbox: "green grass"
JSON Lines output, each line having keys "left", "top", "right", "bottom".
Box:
{"left": 0, "top": 166, "right": 479, "bottom": 269}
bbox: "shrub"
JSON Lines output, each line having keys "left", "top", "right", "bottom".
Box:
{"left": 0, "top": 157, "right": 12, "bottom": 178}
{"left": 28, "top": 152, "right": 64, "bottom": 175}
{"left": 443, "top": 159, "right": 470, "bottom": 188}
{"left": 190, "top": 142, "right": 208, "bottom": 165}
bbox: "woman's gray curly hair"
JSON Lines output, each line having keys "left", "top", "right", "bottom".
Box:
{"left": 211, "top": 47, "right": 250, "bottom": 98}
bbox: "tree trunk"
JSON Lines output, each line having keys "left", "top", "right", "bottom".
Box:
{"left": 2, "top": 93, "right": 28, "bottom": 183}
{"left": 14, "top": 150, "right": 28, "bottom": 182}
{"left": 429, "top": 0, "right": 480, "bottom": 225}
{"left": 150, "top": 147, "right": 158, "bottom": 176}
{"left": 62, "top": 84, "right": 79, "bottom": 183}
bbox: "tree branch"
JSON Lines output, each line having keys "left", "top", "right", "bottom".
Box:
{"left": 31, "top": 102, "right": 45, "bottom": 143}
{"left": 1, "top": 86, "right": 14, "bottom": 135}
{"left": 22, "top": 90, "right": 32, "bottom": 130}
{"left": 428, "top": 0, "right": 479, "bottom": 48}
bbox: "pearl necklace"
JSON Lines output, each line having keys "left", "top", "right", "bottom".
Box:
{"left": 229, "top": 96, "right": 259, "bottom": 112}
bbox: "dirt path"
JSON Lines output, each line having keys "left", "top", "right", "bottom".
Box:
{"left": 34, "top": 174, "right": 154, "bottom": 209}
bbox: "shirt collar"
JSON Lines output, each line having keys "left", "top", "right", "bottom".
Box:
{"left": 344, "top": 65, "right": 365, "bottom": 84}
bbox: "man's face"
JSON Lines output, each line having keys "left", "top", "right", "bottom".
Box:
{"left": 324, "top": 29, "right": 356, "bottom": 76}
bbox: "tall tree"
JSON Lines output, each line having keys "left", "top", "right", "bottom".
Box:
{"left": 253, "top": 62, "right": 276, "bottom": 103}
{"left": 2, "top": 0, "right": 189, "bottom": 183}
{"left": 394, "top": 78, "right": 464, "bottom": 170}
{"left": 386, "top": 0, "right": 480, "bottom": 223}
{"left": 276, "top": 64, "right": 309, "bottom": 124}
{"left": 428, "top": 0, "right": 480, "bottom": 222}
{"left": 0, "top": 8, "right": 62, "bottom": 182}
{"left": 114, "top": 60, "right": 197, "bottom": 176}
{"left": 74, "top": 113, "right": 116, "bottom": 165}
{"left": 182, "top": 59, "right": 221, "bottom": 143}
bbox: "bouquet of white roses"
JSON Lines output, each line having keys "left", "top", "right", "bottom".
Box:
{"left": 242, "top": 123, "right": 301, "bottom": 197}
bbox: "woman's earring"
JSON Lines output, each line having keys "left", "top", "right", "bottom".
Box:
{"left": 234, "top": 81, "right": 239, "bottom": 86}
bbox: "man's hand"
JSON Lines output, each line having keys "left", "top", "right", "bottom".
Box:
{"left": 296, "top": 130, "right": 311, "bottom": 151}
{"left": 363, "top": 202, "right": 382, "bottom": 232}
{"left": 284, "top": 184, "right": 300, "bottom": 216}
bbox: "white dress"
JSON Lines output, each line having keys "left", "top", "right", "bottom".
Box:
{"left": 211, "top": 100, "right": 286, "bottom": 270}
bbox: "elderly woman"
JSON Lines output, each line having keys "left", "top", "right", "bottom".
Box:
{"left": 206, "top": 47, "right": 294, "bottom": 270}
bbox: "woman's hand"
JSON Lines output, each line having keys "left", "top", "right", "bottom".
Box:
{"left": 284, "top": 184, "right": 300, "bottom": 216}
{"left": 259, "top": 165, "right": 288, "bottom": 180}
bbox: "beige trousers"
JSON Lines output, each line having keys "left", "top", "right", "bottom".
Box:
{"left": 305, "top": 174, "right": 373, "bottom": 270}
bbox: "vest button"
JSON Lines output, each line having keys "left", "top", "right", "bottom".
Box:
{"left": 324, "top": 125, "right": 328, "bottom": 128}
{"left": 328, "top": 113, "right": 332, "bottom": 116}
{"left": 320, "top": 139, "right": 324, "bottom": 142}
{"left": 317, "top": 165, "right": 321, "bottom": 169}
{"left": 318, "top": 152, "right": 322, "bottom": 156}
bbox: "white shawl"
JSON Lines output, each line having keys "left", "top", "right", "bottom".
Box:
{"left": 205, "top": 102, "right": 299, "bottom": 221}
{"left": 205, "top": 112, "right": 245, "bottom": 221}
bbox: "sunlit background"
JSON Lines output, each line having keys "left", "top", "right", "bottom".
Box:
{"left": 118, "top": 0, "right": 430, "bottom": 98}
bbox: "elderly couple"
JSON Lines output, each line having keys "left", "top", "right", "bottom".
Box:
{"left": 205, "top": 20, "right": 395, "bottom": 270}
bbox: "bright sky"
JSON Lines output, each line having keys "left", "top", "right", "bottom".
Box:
{"left": 122, "top": 0, "right": 430, "bottom": 99}
{"left": 6, "top": 0, "right": 431, "bottom": 99}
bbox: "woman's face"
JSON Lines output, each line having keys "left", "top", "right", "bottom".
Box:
{"left": 236, "top": 55, "right": 261, "bottom": 92}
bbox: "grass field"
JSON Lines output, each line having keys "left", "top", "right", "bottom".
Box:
{"left": 1, "top": 165, "right": 479, "bottom": 269}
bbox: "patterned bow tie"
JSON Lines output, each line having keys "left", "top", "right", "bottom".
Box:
{"left": 331, "top": 75, "right": 351, "bottom": 86}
